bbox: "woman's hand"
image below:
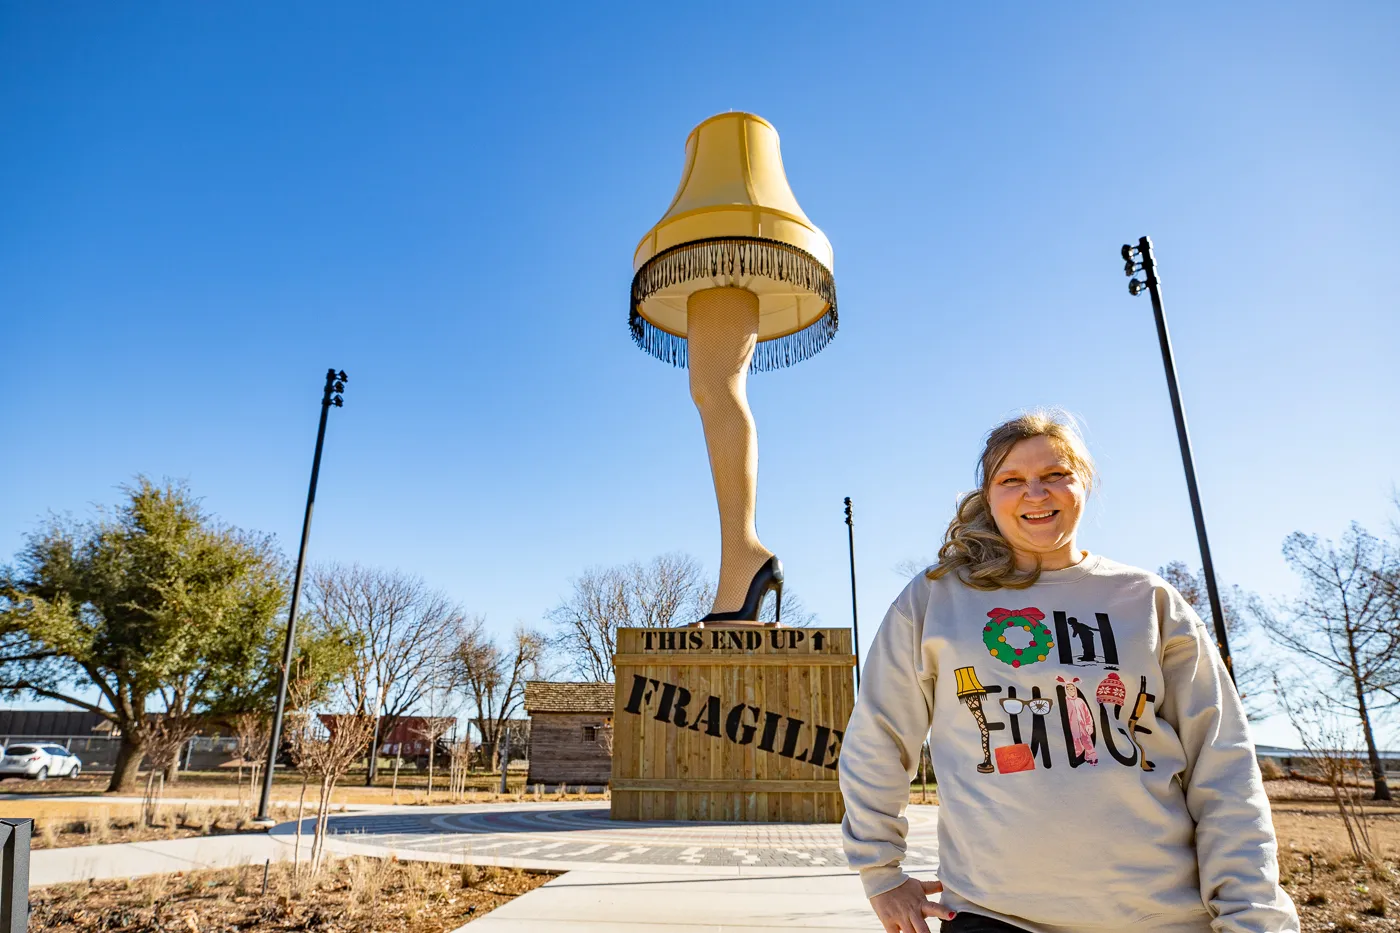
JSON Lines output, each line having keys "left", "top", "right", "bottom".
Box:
{"left": 870, "top": 878, "right": 955, "bottom": 933}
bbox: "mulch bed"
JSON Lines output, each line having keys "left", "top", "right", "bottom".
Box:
{"left": 30, "top": 858, "right": 554, "bottom": 932}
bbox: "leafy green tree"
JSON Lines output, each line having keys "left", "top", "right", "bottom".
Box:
{"left": 0, "top": 477, "right": 347, "bottom": 792}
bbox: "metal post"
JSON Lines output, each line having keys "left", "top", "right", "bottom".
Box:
{"left": 497, "top": 727, "right": 513, "bottom": 795}
{"left": 1124, "top": 238, "right": 1234, "bottom": 682}
{"left": 256, "top": 368, "right": 347, "bottom": 824}
{"left": 365, "top": 705, "right": 382, "bottom": 787}
{"left": 843, "top": 497, "right": 861, "bottom": 690}
{"left": 0, "top": 819, "right": 31, "bottom": 933}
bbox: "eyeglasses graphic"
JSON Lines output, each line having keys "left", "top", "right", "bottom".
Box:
{"left": 999, "top": 696, "right": 1054, "bottom": 716}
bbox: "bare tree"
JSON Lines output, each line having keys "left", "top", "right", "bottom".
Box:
{"left": 1158, "top": 562, "right": 1268, "bottom": 719}
{"left": 546, "top": 553, "right": 827, "bottom": 678}
{"left": 447, "top": 733, "right": 473, "bottom": 799}
{"left": 1251, "top": 523, "right": 1400, "bottom": 800}
{"left": 1276, "top": 679, "right": 1376, "bottom": 862}
{"left": 230, "top": 711, "right": 271, "bottom": 809}
{"left": 414, "top": 715, "right": 455, "bottom": 800}
{"left": 893, "top": 558, "right": 936, "bottom": 580}
{"left": 140, "top": 713, "right": 202, "bottom": 822}
{"left": 546, "top": 554, "right": 707, "bottom": 680}
{"left": 284, "top": 693, "right": 376, "bottom": 875}
{"left": 629, "top": 554, "right": 710, "bottom": 628}
{"left": 452, "top": 616, "right": 545, "bottom": 772}
{"left": 307, "top": 563, "right": 461, "bottom": 784}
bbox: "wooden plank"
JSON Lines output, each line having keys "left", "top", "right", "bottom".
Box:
{"left": 731, "top": 658, "right": 742, "bottom": 821}
{"left": 612, "top": 779, "right": 840, "bottom": 793}
{"left": 612, "top": 654, "right": 856, "bottom": 667}
{"left": 754, "top": 657, "right": 767, "bottom": 822}
{"left": 610, "top": 658, "right": 632, "bottom": 820}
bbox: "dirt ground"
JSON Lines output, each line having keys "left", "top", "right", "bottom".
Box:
{"left": 29, "top": 858, "right": 553, "bottom": 932}
{"left": 1270, "top": 782, "right": 1400, "bottom": 931}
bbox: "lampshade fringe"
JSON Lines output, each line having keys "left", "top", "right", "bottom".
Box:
{"left": 629, "top": 236, "right": 839, "bottom": 373}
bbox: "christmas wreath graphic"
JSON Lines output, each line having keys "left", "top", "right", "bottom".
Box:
{"left": 983, "top": 607, "right": 1053, "bottom": 668}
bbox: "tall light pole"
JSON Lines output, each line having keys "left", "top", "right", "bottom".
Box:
{"left": 255, "top": 368, "right": 348, "bottom": 824}
{"left": 844, "top": 497, "right": 861, "bottom": 690}
{"left": 1122, "top": 237, "right": 1234, "bottom": 683}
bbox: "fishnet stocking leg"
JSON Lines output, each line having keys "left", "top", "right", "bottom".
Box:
{"left": 687, "top": 287, "right": 774, "bottom": 616}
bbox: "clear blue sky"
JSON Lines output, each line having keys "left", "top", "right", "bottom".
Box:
{"left": 3, "top": 3, "right": 1397, "bottom": 747}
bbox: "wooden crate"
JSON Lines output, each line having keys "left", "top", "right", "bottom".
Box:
{"left": 610, "top": 626, "right": 854, "bottom": 822}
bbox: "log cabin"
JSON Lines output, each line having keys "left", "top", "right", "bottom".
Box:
{"left": 523, "top": 681, "right": 613, "bottom": 787}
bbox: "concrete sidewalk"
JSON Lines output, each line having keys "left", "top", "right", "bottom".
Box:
{"left": 455, "top": 868, "right": 943, "bottom": 932}
{"left": 28, "top": 801, "right": 947, "bottom": 932}
{"left": 31, "top": 833, "right": 294, "bottom": 886}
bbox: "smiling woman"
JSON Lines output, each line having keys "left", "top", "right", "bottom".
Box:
{"left": 838, "top": 410, "right": 1299, "bottom": 933}
{"left": 927, "top": 412, "right": 1097, "bottom": 590}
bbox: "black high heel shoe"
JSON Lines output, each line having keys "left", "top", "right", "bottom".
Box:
{"left": 695, "top": 556, "right": 784, "bottom": 626}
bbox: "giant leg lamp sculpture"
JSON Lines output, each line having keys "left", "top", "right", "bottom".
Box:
{"left": 631, "top": 113, "right": 838, "bottom": 626}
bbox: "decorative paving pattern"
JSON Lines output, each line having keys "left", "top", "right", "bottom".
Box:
{"left": 271, "top": 801, "right": 940, "bottom": 871}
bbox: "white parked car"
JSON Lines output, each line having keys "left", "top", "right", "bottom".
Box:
{"left": 0, "top": 744, "right": 83, "bottom": 780}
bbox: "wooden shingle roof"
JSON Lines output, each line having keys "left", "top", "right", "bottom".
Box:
{"left": 524, "top": 681, "right": 614, "bottom": 713}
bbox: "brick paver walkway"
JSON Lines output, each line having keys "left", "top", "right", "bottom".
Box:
{"left": 274, "top": 801, "right": 941, "bottom": 874}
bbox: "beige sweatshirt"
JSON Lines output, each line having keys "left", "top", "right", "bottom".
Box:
{"left": 839, "top": 554, "right": 1298, "bottom": 933}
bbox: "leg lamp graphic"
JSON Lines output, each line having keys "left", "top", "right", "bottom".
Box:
{"left": 630, "top": 113, "right": 839, "bottom": 625}
{"left": 1127, "top": 675, "right": 1157, "bottom": 772}
{"left": 955, "top": 667, "right": 996, "bottom": 773}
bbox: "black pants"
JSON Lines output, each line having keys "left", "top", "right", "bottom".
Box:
{"left": 943, "top": 913, "right": 1029, "bottom": 932}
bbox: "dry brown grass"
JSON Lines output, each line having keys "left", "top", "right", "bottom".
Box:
{"left": 1275, "top": 808, "right": 1400, "bottom": 930}
{"left": 13, "top": 801, "right": 311, "bottom": 849}
{"left": 0, "top": 769, "right": 549, "bottom": 809}
{"left": 29, "top": 856, "right": 553, "bottom": 932}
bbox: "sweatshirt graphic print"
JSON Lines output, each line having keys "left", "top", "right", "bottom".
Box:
{"left": 838, "top": 555, "right": 1298, "bottom": 933}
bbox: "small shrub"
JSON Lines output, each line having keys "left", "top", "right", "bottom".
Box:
{"left": 1303, "top": 891, "right": 1327, "bottom": 906}
{"left": 234, "top": 864, "right": 252, "bottom": 897}
{"left": 136, "top": 873, "right": 171, "bottom": 908}
{"left": 347, "top": 857, "right": 389, "bottom": 908}
{"left": 459, "top": 861, "right": 479, "bottom": 889}
{"left": 1258, "top": 758, "right": 1285, "bottom": 780}
{"left": 36, "top": 820, "right": 57, "bottom": 848}
{"left": 1365, "top": 895, "right": 1388, "bottom": 917}
{"left": 402, "top": 859, "right": 429, "bottom": 894}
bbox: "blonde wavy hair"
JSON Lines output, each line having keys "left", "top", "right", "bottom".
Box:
{"left": 927, "top": 411, "right": 1097, "bottom": 591}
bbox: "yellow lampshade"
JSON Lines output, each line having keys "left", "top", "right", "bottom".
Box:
{"left": 954, "top": 666, "right": 988, "bottom": 700}
{"left": 630, "top": 112, "right": 838, "bottom": 372}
